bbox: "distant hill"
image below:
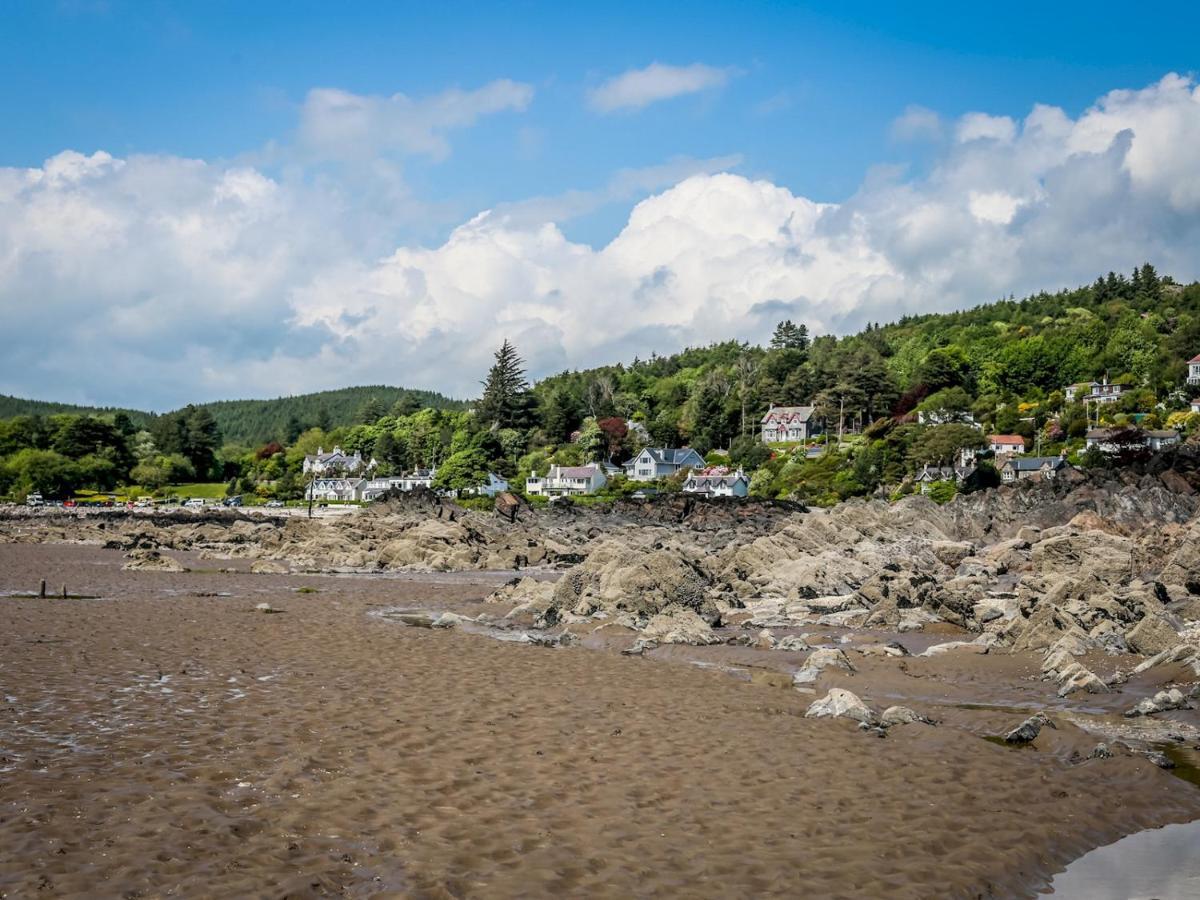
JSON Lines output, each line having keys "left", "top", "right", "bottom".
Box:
{"left": 0, "top": 395, "right": 153, "bottom": 427}
{"left": 0, "top": 385, "right": 465, "bottom": 446}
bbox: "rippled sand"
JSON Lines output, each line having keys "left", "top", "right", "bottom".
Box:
{"left": 2, "top": 544, "right": 1199, "bottom": 898}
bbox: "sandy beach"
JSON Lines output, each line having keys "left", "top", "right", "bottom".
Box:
{"left": 3, "top": 542, "right": 1199, "bottom": 898}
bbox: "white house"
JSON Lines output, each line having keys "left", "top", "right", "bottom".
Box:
{"left": 526, "top": 464, "right": 607, "bottom": 497}
{"left": 357, "top": 468, "right": 436, "bottom": 501}
{"left": 682, "top": 469, "right": 750, "bottom": 498}
{"left": 1146, "top": 429, "right": 1181, "bottom": 452}
{"left": 1067, "top": 378, "right": 1130, "bottom": 405}
{"left": 761, "top": 405, "right": 816, "bottom": 443}
{"left": 999, "top": 457, "right": 1069, "bottom": 483}
{"left": 308, "top": 476, "right": 365, "bottom": 501}
{"left": 1188, "top": 354, "right": 1200, "bottom": 385}
{"left": 463, "top": 473, "right": 510, "bottom": 498}
{"left": 988, "top": 434, "right": 1026, "bottom": 455}
{"left": 622, "top": 447, "right": 706, "bottom": 481}
{"left": 1190, "top": 400, "right": 1200, "bottom": 415}
{"left": 302, "top": 445, "right": 377, "bottom": 475}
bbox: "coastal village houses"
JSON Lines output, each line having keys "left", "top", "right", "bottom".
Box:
{"left": 914, "top": 462, "right": 976, "bottom": 492}
{"left": 623, "top": 447, "right": 706, "bottom": 481}
{"left": 302, "top": 446, "right": 376, "bottom": 475}
{"left": 760, "top": 404, "right": 817, "bottom": 443}
{"left": 358, "top": 468, "right": 436, "bottom": 501}
{"left": 526, "top": 464, "right": 607, "bottom": 497}
{"left": 681, "top": 469, "right": 750, "bottom": 498}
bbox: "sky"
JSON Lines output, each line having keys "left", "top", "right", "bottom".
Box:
{"left": 2, "top": 1, "right": 1199, "bottom": 410}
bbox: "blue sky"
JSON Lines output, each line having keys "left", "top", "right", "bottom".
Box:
{"left": 2, "top": 2, "right": 1199, "bottom": 408}
{"left": 6, "top": 1, "right": 1196, "bottom": 244}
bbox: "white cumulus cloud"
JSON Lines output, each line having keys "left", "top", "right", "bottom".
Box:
{"left": 588, "top": 62, "right": 735, "bottom": 113}
{"left": 2, "top": 74, "right": 1200, "bottom": 410}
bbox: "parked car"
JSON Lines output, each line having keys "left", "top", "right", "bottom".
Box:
{"left": 222, "top": 496, "right": 243, "bottom": 507}
{"left": 265, "top": 500, "right": 285, "bottom": 508}
{"left": 183, "top": 498, "right": 205, "bottom": 508}
{"left": 25, "top": 492, "right": 44, "bottom": 507}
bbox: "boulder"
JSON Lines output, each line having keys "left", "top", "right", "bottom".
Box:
{"left": 1124, "top": 688, "right": 1191, "bottom": 718}
{"left": 792, "top": 647, "right": 856, "bottom": 685}
{"left": 880, "top": 706, "right": 933, "bottom": 728}
{"left": 621, "top": 638, "right": 658, "bottom": 656}
{"left": 1089, "top": 743, "right": 1112, "bottom": 760}
{"left": 1126, "top": 613, "right": 1182, "bottom": 657}
{"left": 804, "top": 688, "right": 878, "bottom": 726}
{"left": 122, "top": 548, "right": 188, "bottom": 572}
{"left": 1004, "top": 712, "right": 1055, "bottom": 745}
{"left": 250, "top": 559, "right": 289, "bottom": 575}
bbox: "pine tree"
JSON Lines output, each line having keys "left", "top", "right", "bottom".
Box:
{"left": 770, "top": 320, "right": 810, "bottom": 351}
{"left": 477, "top": 340, "right": 529, "bottom": 428}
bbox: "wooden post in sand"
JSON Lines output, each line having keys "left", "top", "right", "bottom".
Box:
{"left": 39, "top": 579, "right": 46, "bottom": 598}
{"left": 61, "top": 585, "right": 68, "bottom": 599}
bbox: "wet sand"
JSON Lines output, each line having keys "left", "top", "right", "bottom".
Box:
{"left": 3, "top": 544, "right": 1200, "bottom": 898}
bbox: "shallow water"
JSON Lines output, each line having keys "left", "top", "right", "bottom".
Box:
{"left": 1042, "top": 818, "right": 1200, "bottom": 898}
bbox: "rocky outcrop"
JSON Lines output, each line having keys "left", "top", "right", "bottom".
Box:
{"left": 122, "top": 549, "right": 187, "bottom": 572}
{"left": 1124, "top": 688, "right": 1192, "bottom": 718}
{"left": 804, "top": 688, "right": 878, "bottom": 726}
{"left": 641, "top": 607, "right": 721, "bottom": 646}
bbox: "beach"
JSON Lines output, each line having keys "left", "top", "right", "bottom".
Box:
{"left": 3, "top": 542, "right": 1199, "bottom": 898}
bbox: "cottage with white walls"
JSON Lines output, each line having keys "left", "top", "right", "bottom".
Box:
{"left": 526, "top": 464, "right": 607, "bottom": 497}
{"left": 987, "top": 434, "right": 1025, "bottom": 456}
{"left": 1188, "top": 355, "right": 1200, "bottom": 385}
{"left": 622, "top": 447, "right": 706, "bottom": 481}
{"left": 308, "top": 476, "right": 365, "bottom": 501}
{"left": 682, "top": 469, "right": 750, "bottom": 498}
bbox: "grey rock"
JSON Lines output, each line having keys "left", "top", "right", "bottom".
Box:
{"left": 879, "top": 705, "right": 934, "bottom": 728}
{"left": 1089, "top": 743, "right": 1112, "bottom": 759}
{"left": 804, "top": 688, "right": 878, "bottom": 726}
{"left": 1004, "top": 712, "right": 1055, "bottom": 744}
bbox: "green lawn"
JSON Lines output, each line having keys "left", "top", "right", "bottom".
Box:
{"left": 162, "top": 482, "right": 230, "bottom": 500}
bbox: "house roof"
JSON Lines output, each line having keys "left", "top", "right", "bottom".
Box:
{"left": 686, "top": 472, "right": 748, "bottom": 486}
{"left": 1145, "top": 430, "right": 1180, "bottom": 439}
{"left": 1189, "top": 354, "right": 1200, "bottom": 364}
{"left": 1005, "top": 457, "right": 1066, "bottom": 471}
{"left": 988, "top": 434, "right": 1025, "bottom": 445}
{"left": 556, "top": 465, "right": 601, "bottom": 478}
{"left": 625, "top": 447, "right": 703, "bottom": 466}
{"left": 761, "top": 405, "right": 814, "bottom": 423}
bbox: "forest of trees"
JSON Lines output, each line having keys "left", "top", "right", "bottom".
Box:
{"left": 3, "top": 265, "right": 1200, "bottom": 505}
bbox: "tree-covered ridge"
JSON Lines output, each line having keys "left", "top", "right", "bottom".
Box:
{"left": 192, "top": 386, "right": 465, "bottom": 445}
{"left": 0, "top": 385, "right": 464, "bottom": 447}
{"left": 0, "top": 395, "right": 152, "bottom": 427}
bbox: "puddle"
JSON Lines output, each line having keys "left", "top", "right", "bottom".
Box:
{"left": 1041, "top": 818, "right": 1200, "bottom": 898}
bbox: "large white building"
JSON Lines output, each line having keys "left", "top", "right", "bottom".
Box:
{"left": 622, "top": 447, "right": 706, "bottom": 481}
{"left": 357, "top": 468, "right": 436, "bottom": 501}
{"left": 526, "top": 464, "right": 607, "bottom": 497}
{"left": 308, "top": 476, "right": 365, "bottom": 501}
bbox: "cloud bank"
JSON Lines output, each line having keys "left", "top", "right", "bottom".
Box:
{"left": 2, "top": 74, "right": 1199, "bottom": 410}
